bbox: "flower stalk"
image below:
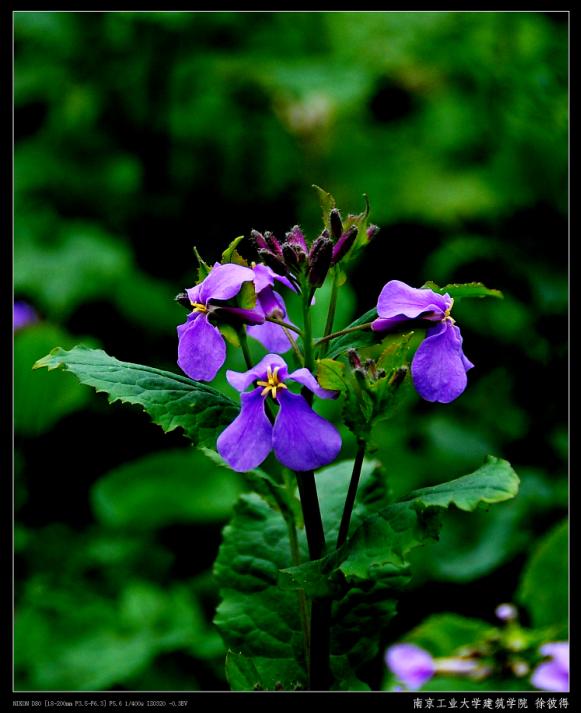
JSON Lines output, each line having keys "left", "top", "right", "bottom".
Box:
{"left": 336, "top": 439, "right": 366, "bottom": 549}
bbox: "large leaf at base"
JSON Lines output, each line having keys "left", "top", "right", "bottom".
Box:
{"left": 33, "top": 345, "right": 238, "bottom": 448}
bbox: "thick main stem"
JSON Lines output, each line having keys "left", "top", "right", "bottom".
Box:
{"left": 336, "top": 441, "right": 366, "bottom": 549}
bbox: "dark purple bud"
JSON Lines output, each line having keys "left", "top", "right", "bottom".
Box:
{"left": 331, "top": 225, "right": 358, "bottom": 265}
{"left": 258, "top": 248, "right": 288, "bottom": 277}
{"left": 329, "top": 208, "right": 343, "bottom": 241}
{"left": 264, "top": 231, "right": 284, "bottom": 258}
{"left": 347, "top": 348, "right": 362, "bottom": 369}
{"left": 250, "top": 229, "right": 269, "bottom": 251}
{"left": 282, "top": 242, "right": 301, "bottom": 269}
{"left": 175, "top": 291, "right": 192, "bottom": 310}
{"left": 366, "top": 224, "right": 380, "bottom": 241}
{"left": 285, "top": 225, "right": 308, "bottom": 251}
{"left": 389, "top": 366, "right": 408, "bottom": 387}
{"left": 307, "top": 236, "right": 333, "bottom": 287}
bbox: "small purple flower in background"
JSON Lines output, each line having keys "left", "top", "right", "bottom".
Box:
{"left": 14, "top": 301, "right": 38, "bottom": 331}
{"left": 217, "top": 353, "right": 341, "bottom": 472}
{"left": 531, "top": 642, "right": 569, "bottom": 692}
{"left": 385, "top": 643, "right": 435, "bottom": 690}
{"left": 177, "top": 263, "right": 260, "bottom": 382}
{"left": 371, "top": 280, "right": 474, "bottom": 403}
{"left": 246, "top": 263, "right": 297, "bottom": 354}
{"left": 495, "top": 603, "right": 518, "bottom": 622}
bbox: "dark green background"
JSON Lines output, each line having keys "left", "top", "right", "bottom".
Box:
{"left": 14, "top": 11, "right": 568, "bottom": 691}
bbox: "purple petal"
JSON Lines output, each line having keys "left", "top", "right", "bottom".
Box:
{"left": 540, "top": 643, "right": 569, "bottom": 670}
{"left": 411, "top": 321, "right": 472, "bottom": 403}
{"left": 274, "top": 274, "right": 299, "bottom": 293}
{"left": 226, "top": 353, "right": 288, "bottom": 392}
{"left": 216, "top": 389, "right": 273, "bottom": 472}
{"left": 272, "top": 390, "right": 342, "bottom": 471}
{"left": 211, "top": 305, "right": 265, "bottom": 325}
{"left": 177, "top": 313, "right": 226, "bottom": 382}
{"left": 377, "top": 280, "right": 451, "bottom": 322}
{"left": 287, "top": 367, "right": 339, "bottom": 400}
{"left": 385, "top": 644, "right": 435, "bottom": 690}
{"left": 257, "top": 286, "right": 286, "bottom": 318}
{"left": 185, "top": 283, "right": 203, "bottom": 306}
{"left": 198, "top": 263, "right": 255, "bottom": 304}
{"left": 247, "top": 321, "right": 294, "bottom": 354}
{"left": 531, "top": 661, "right": 569, "bottom": 692}
{"left": 371, "top": 315, "right": 415, "bottom": 332}
{"left": 252, "top": 263, "right": 276, "bottom": 294}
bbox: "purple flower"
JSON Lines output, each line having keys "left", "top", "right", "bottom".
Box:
{"left": 385, "top": 643, "right": 435, "bottom": 690}
{"left": 247, "top": 263, "right": 297, "bottom": 354}
{"left": 217, "top": 354, "right": 341, "bottom": 472}
{"left": 495, "top": 603, "right": 518, "bottom": 622}
{"left": 531, "top": 642, "right": 569, "bottom": 692}
{"left": 371, "top": 280, "right": 474, "bottom": 403}
{"left": 14, "top": 301, "right": 38, "bottom": 331}
{"left": 177, "top": 263, "right": 259, "bottom": 381}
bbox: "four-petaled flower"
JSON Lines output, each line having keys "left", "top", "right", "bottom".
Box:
{"left": 385, "top": 643, "right": 436, "bottom": 690}
{"left": 177, "top": 263, "right": 261, "bottom": 382}
{"left": 371, "top": 280, "right": 474, "bottom": 403}
{"left": 531, "top": 642, "right": 569, "bottom": 692}
{"left": 217, "top": 354, "right": 342, "bottom": 472}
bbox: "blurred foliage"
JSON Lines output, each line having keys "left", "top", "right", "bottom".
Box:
{"left": 14, "top": 11, "right": 567, "bottom": 691}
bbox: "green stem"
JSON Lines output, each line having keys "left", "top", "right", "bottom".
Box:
{"left": 320, "top": 268, "right": 340, "bottom": 358}
{"left": 314, "top": 321, "right": 374, "bottom": 347}
{"left": 238, "top": 329, "right": 254, "bottom": 370}
{"left": 302, "top": 294, "right": 315, "bottom": 373}
{"left": 336, "top": 440, "right": 366, "bottom": 549}
{"left": 265, "top": 316, "right": 303, "bottom": 336}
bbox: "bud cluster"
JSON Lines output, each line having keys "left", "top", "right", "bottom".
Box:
{"left": 249, "top": 207, "right": 365, "bottom": 289}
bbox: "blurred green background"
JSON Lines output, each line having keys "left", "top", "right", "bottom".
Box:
{"left": 14, "top": 11, "right": 568, "bottom": 691}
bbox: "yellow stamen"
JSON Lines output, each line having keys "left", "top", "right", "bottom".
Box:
{"left": 444, "top": 297, "right": 455, "bottom": 324}
{"left": 256, "top": 364, "right": 288, "bottom": 399}
{"left": 190, "top": 302, "right": 208, "bottom": 313}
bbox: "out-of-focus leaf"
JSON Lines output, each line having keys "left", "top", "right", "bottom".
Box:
{"left": 14, "top": 324, "right": 95, "bottom": 436}
{"left": 312, "top": 184, "right": 336, "bottom": 231}
{"left": 423, "top": 281, "right": 503, "bottom": 300}
{"left": 92, "top": 449, "right": 243, "bottom": 529}
{"left": 517, "top": 519, "right": 568, "bottom": 635}
{"left": 34, "top": 346, "right": 238, "bottom": 448}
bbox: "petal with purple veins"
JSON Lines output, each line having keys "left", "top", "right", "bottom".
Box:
{"left": 226, "top": 353, "right": 288, "bottom": 392}
{"left": 287, "top": 367, "right": 339, "bottom": 400}
{"left": 216, "top": 389, "right": 273, "bottom": 472}
{"left": 377, "top": 280, "right": 451, "bottom": 322}
{"left": 177, "top": 313, "right": 226, "bottom": 382}
{"left": 411, "top": 321, "right": 472, "bottom": 403}
{"left": 247, "top": 320, "right": 294, "bottom": 354}
{"left": 273, "top": 390, "right": 341, "bottom": 471}
{"left": 198, "top": 263, "right": 255, "bottom": 303}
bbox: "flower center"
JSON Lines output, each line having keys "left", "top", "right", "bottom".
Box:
{"left": 256, "top": 365, "right": 288, "bottom": 400}
{"left": 443, "top": 298, "right": 455, "bottom": 324}
{"left": 190, "top": 301, "right": 208, "bottom": 314}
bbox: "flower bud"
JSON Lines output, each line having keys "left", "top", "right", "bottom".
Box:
{"left": 250, "top": 229, "right": 269, "bottom": 251}
{"left": 389, "top": 366, "right": 408, "bottom": 387}
{"left": 329, "top": 208, "right": 343, "bottom": 240}
{"left": 366, "top": 224, "right": 380, "bottom": 241}
{"left": 285, "top": 225, "right": 308, "bottom": 252}
{"left": 175, "top": 291, "right": 192, "bottom": 310}
{"left": 264, "top": 231, "right": 284, "bottom": 258}
{"left": 307, "top": 235, "right": 333, "bottom": 287}
{"left": 258, "top": 248, "right": 288, "bottom": 277}
{"left": 331, "top": 225, "right": 358, "bottom": 265}
{"left": 347, "top": 348, "right": 362, "bottom": 369}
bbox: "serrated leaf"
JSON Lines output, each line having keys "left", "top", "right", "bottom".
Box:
{"left": 33, "top": 346, "right": 238, "bottom": 448}
{"left": 400, "top": 456, "right": 519, "bottom": 512}
{"left": 221, "top": 235, "right": 246, "bottom": 264}
{"left": 312, "top": 184, "right": 336, "bottom": 231}
{"left": 423, "top": 281, "right": 503, "bottom": 300}
{"left": 316, "top": 358, "right": 347, "bottom": 391}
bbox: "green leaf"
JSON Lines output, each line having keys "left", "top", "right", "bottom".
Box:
{"left": 316, "top": 358, "right": 347, "bottom": 392}
{"left": 225, "top": 651, "right": 264, "bottom": 691}
{"left": 213, "top": 493, "right": 308, "bottom": 690}
{"left": 423, "top": 281, "right": 504, "bottom": 300}
{"left": 400, "top": 456, "right": 520, "bottom": 512}
{"left": 33, "top": 345, "right": 238, "bottom": 448}
{"left": 219, "top": 323, "right": 241, "bottom": 347}
{"left": 312, "top": 184, "right": 336, "bottom": 231}
{"left": 517, "top": 519, "right": 568, "bottom": 635}
{"left": 193, "top": 246, "right": 212, "bottom": 282}
{"left": 404, "top": 613, "right": 494, "bottom": 657}
{"left": 221, "top": 235, "right": 245, "bottom": 263}
{"left": 91, "top": 449, "right": 243, "bottom": 529}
